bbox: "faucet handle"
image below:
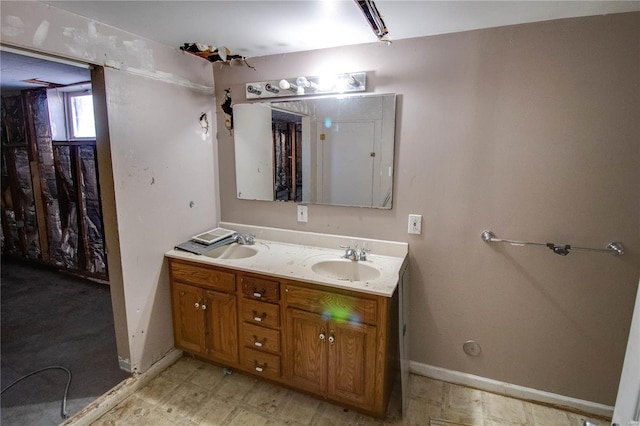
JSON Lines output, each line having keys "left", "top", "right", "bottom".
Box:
{"left": 358, "top": 247, "right": 371, "bottom": 261}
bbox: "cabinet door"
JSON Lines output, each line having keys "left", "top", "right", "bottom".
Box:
{"left": 204, "top": 289, "right": 238, "bottom": 364}
{"left": 327, "top": 320, "right": 377, "bottom": 408}
{"left": 286, "top": 308, "right": 327, "bottom": 394}
{"left": 172, "top": 282, "right": 205, "bottom": 353}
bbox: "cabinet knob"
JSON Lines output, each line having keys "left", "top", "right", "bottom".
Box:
{"left": 328, "top": 333, "right": 335, "bottom": 344}
{"left": 319, "top": 332, "right": 326, "bottom": 341}
{"left": 194, "top": 302, "right": 200, "bottom": 309}
{"left": 201, "top": 304, "right": 207, "bottom": 310}
{"left": 254, "top": 361, "right": 267, "bottom": 373}
{"left": 252, "top": 310, "right": 267, "bottom": 322}
{"left": 253, "top": 335, "right": 264, "bottom": 347}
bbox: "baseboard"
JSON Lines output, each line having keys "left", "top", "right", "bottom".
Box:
{"left": 62, "top": 348, "right": 183, "bottom": 426}
{"left": 410, "top": 361, "right": 614, "bottom": 419}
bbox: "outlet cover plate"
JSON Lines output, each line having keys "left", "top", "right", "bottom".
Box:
{"left": 297, "top": 205, "right": 308, "bottom": 223}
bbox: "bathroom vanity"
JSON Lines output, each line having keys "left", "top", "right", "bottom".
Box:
{"left": 165, "top": 223, "right": 409, "bottom": 417}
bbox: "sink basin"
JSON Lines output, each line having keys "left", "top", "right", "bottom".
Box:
{"left": 311, "top": 260, "right": 380, "bottom": 282}
{"left": 203, "top": 243, "right": 257, "bottom": 260}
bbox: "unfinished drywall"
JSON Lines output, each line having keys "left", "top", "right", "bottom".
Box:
{"left": 1, "top": 1, "right": 219, "bottom": 373}
{"left": 214, "top": 13, "right": 640, "bottom": 406}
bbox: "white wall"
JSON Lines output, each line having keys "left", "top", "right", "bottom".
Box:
{"left": 101, "top": 69, "right": 218, "bottom": 371}
{"left": 1, "top": 1, "right": 219, "bottom": 372}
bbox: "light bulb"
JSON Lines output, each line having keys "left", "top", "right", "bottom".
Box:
{"left": 279, "top": 79, "right": 298, "bottom": 92}
{"left": 296, "top": 76, "right": 319, "bottom": 91}
{"left": 317, "top": 75, "right": 337, "bottom": 91}
{"left": 296, "top": 76, "right": 311, "bottom": 88}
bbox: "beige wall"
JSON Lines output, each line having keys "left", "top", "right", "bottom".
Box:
{"left": 214, "top": 13, "right": 640, "bottom": 405}
{"left": 1, "top": 2, "right": 220, "bottom": 373}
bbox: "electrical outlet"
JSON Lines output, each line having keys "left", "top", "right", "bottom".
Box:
{"left": 297, "top": 205, "right": 308, "bottom": 223}
{"left": 408, "top": 214, "right": 422, "bottom": 234}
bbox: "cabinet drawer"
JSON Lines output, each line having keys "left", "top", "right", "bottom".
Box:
{"left": 241, "top": 275, "right": 280, "bottom": 302}
{"left": 242, "top": 299, "right": 280, "bottom": 328}
{"left": 242, "top": 347, "right": 280, "bottom": 379}
{"left": 284, "top": 284, "right": 378, "bottom": 324}
{"left": 242, "top": 323, "right": 280, "bottom": 353}
{"left": 170, "top": 261, "right": 235, "bottom": 292}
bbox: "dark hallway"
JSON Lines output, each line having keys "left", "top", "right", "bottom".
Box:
{"left": 1, "top": 257, "right": 130, "bottom": 425}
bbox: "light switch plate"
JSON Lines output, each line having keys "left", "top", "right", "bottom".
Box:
{"left": 408, "top": 214, "right": 422, "bottom": 234}
{"left": 297, "top": 205, "right": 308, "bottom": 223}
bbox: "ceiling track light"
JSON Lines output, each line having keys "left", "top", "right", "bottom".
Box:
{"left": 355, "top": 0, "right": 391, "bottom": 45}
{"left": 246, "top": 72, "right": 366, "bottom": 99}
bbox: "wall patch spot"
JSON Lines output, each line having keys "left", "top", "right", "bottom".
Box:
{"left": 2, "top": 16, "right": 25, "bottom": 37}
{"left": 33, "top": 20, "right": 50, "bottom": 47}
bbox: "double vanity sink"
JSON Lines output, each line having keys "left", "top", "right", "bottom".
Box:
{"left": 203, "top": 242, "right": 381, "bottom": 282}
{"left": 165, "top": 223, "right": 408, "bottom": 417}
{"left": 169, "top": 224, "right": 405, "bottom": 297}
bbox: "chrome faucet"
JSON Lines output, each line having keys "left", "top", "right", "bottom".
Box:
{"left": 341, "top": 245, "right": 371, "bottom": 261}
{"left": 342, "top": 245, "right": 358, "bottom": 260}
{"left": 233, "top": 233, "right": 255, "bottom": 245}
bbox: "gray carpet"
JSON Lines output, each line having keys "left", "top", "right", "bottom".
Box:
{"left": 1, "top": 257, "right": 130, "bottom": 425}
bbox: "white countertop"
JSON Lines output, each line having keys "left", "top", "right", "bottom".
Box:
{"left": 165, "top": 226, "right": 408, "bottom": 297}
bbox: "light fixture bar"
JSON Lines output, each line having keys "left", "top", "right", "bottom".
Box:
{"left": 245, "top": 72, "right": 366, "bottom": 99}
{"left": 355, "top": 0, "right": 390, "bottom": 44}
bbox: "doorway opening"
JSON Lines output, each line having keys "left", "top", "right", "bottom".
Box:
{"left": 0, "top": 48, "right": 130, "bottom": 424}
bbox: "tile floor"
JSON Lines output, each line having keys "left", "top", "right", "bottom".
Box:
{"left": 91, "top": 356, "right": 609, "bottom": 426}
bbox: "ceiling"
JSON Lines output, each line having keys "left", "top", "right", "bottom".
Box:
{"left": 0, "top": 50, "right": 91, "bottom": 91}
{"left": 43, "top": 1, "right": 640, "bottom": 58}
{"left": 2, "top": 1, "right": 639, "bottom": 91}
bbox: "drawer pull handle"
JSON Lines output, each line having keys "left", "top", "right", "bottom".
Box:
{"left": 253, "top": 336, "right": 264, "bottom": 347}
{"left": 254, "top": 361, "right": 267, "bottom": 373}
{"left": 252, "top": 310, "right": 267, "bottom": 322}
{"left": 253, "top": 288, "right": 266, "bottom": 298}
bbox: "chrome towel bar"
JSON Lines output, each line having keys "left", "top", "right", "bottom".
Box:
{"left": 481, "top": 230, "right": 624, "bottom": 256}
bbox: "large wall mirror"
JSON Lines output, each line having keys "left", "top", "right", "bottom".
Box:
{"left": 233, "top": 93, "right": 396, "bottom": 209}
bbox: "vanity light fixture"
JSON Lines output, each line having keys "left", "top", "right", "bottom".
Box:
{"left": 246, "top": 72, "right": 366, "bottom": 99}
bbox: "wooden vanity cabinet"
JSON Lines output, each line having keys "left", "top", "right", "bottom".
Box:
{"left": 168, "top": 258, "right": 398, "bottom": 418}
{"left": 169, "top": 260, "right": 239, "bottom": 365}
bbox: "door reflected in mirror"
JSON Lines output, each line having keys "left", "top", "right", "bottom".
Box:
{"left": 233, "top": 93, "right": 396, "bottom": 209}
